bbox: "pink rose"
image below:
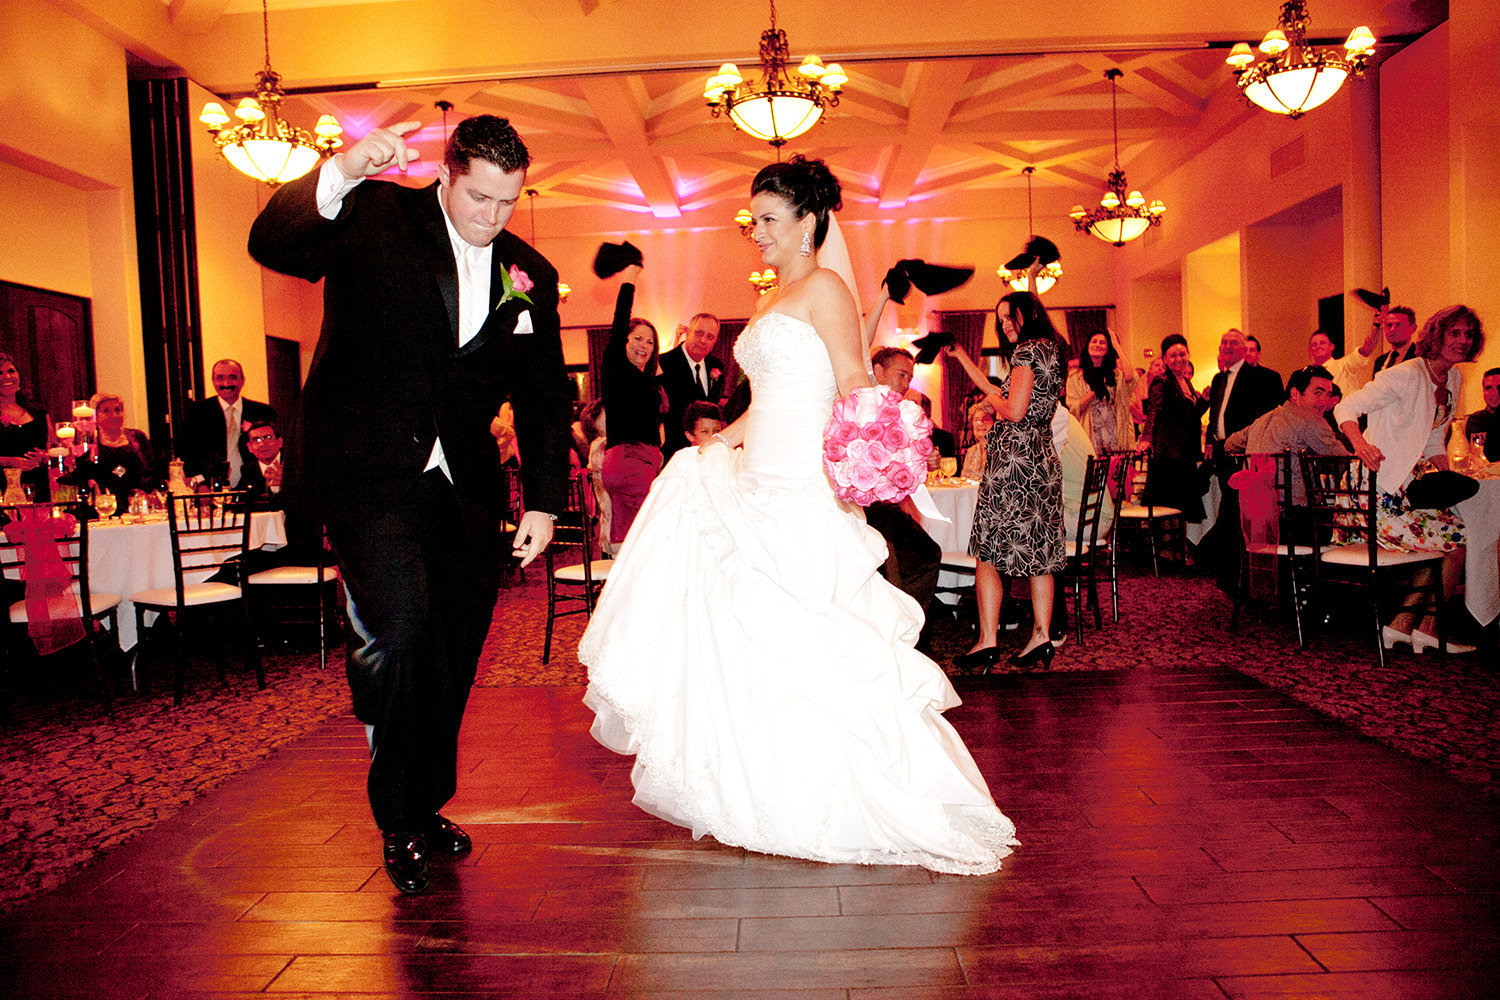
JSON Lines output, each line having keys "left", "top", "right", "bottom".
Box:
{"left": 914, "top": 436, "right": 935, "bottom": 457}
{"left": 835, "top": 421, "right": 861, "bottom": 445}
{"left": 863, "top": 441, "right": 890, "bottom": 468}
{"left": 850, "top": 464, "right": 879, "bottom": 491}
{"left": 859, "top": 421, "right": 884, "bottom": 441}
{"left": 824, "top": 440, "right": 847, "bottom": 462}
{"left": 888, "top": 464, "right": 916, "bottom": 491}
{"left": 881, "top": 423, "right": 911, "bottom": 451}
{"left": 242, "top": 420, "right": 253, "bottom": 432}
{"left": 508, "top": 265, "right": 534, "bottom": 294}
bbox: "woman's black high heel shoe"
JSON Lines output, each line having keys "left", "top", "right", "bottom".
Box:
{"left": 1008, "top": 641, "right": 1055, "bottom": 670}
{"left": 953, "top": 646, "right": 1001, "bottom": 674}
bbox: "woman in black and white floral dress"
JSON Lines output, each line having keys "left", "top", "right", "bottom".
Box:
{"left": 946, "top": 281, "right": 1068, "bottom": 672}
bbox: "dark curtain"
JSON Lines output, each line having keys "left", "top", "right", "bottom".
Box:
{"left": 714, "top": 318, "right": 748, "bottom": 405}
{"left": 1062, "top": 307, "right": 1109, "bottom": 360}
{"left": 584, "top": 324, "right": 610, "bottom": 404}
{"left": 128, "top": 76, "right": 202, "bottom": 459}
{"left": 932, "top": 309, "right": 989, "bottom": 444}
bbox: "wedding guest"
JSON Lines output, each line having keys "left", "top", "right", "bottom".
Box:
{"left": 180, "top": 359, "right": 275, "bottom": 487}
{"left": 599, "top": 261, "right": 666, "bottom": 544}
{"left": 579, "top": 400, "right": 614, "bottom": 555}
{"left": 681, "top": 400, "right": 724, "bottom": 448}
{"left": 946, "top": 272, "right": 1068, "bottom": 671}
{"left": 1066, "top": 329, "right": 1137, "bottom": 454}
{"left": 1137, "top": 334, "right": 1210, "bottom": 525}
{"left": 0, "top": 351, "right": 54, "bottom": 501}
{"left": 1130, "top": 357, "right": 1164, "bottom": 429}
{"left": 1245, "top": 335, "right": 1263, "bottom": 366}
{"left": 866, "top": 346, "right": 941, "bottom": 617}
{"left": 1461, "top": 367, "right": 1500, "bottom": 463}
{"left": 1373, "top": 305, "right": 1419, "bottom": 373}
{"left": 74, "top": 391, "right": 158, "bottom": 509}
{"left": 237, "top": 420, "right": 286, "bottom": 503}
{"left": 659, "top": 312, "right": 723, "bottom": 460}
{"left": 1224, "top": 365, "right": 1348, "bottom": 507}
{"left": 1333, "top": 305, "right": 1485, "bottom": 654}
{"left": 961, "top": 401, "right": 995, "bottom": 480}
{"left": 1308, "top": 328, "right": 1376, "bottom": 395}
{"left": 1204, "top": 328, "right": 1284, "bottom": 585}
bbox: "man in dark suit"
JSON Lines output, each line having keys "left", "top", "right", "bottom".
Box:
{"left": 249, "top": 115, "right": 571, "bottom": 894}
{"left": 179, "top": 359, "right": 275, "bottom": 487}
{"left": 1373, "top": 305, "right": 1419, "bottom": 373}
{"left": 658, "top": 312, "right": 723, "bottom": 459}
{"left": 1203, "top": 328, "right": 1284, "bottom": 584}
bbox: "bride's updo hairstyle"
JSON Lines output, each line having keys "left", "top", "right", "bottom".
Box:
{"left": 751, "top": 155, "right": 843, "bottom": 251}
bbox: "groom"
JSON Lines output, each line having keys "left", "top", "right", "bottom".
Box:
{"left": 249, "top": 115, "right": 571, "bottom": 893}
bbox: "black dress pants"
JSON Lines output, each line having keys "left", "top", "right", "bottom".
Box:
{"left": 328, "top": 470, "right": 501, "bottom": 833}
{"left": 864, "top": 501, "right": 941, "bottom": 614}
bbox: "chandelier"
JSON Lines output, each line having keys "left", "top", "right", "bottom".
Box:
{"left": 998, "top": 168, "right": 1062, "bottom": 294}
{"left": 198, "top": 0, "right": 342, "bottom": 186}
{"left": 1070, "top": 69, "right": 1165, "bottom": 246}
{"left": 749, "top": 268, "right": 779, "bottom": 294}
{"left": 705, "top": 0, "right": 846, "bottom": 147}
{"left": 736, "top": 207, "right": 755, "bottom": 237}
{"left": 1227, "top": 1, "right": 1375, "bottom": 119}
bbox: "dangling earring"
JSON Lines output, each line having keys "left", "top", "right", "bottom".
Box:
{"left": 799, "top": 231, "right": 813, "bottom": 257}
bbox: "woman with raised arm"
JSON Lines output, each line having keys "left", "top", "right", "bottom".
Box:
{"left": 580, "top": 156, "right": 1018, "bottom": 875}
{"left": 945, "top": 269, "right": 1069, "bottom": 672}
{"left": 597, "top": 256, "right": 667, "bottom": 544}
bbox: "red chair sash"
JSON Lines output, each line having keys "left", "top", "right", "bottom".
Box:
{"left": 2, "top": 506, "right": 86, "bottom": 654}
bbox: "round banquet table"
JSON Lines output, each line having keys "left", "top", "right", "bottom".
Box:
{"left": 1455, "top": 466, "right": 1500, "bottom": 627}
{"left": 918, "top": 481, "right": 979, "bottom": 553}
{"left": 87, "top": 511, "right": 287, "bottom": 650}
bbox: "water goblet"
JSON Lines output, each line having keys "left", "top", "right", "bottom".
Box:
{"left": 939, "top": 457, "right": 958, "bottom": 481}
{"left": 94, "top": 491, "right": 118, "bottom": 519}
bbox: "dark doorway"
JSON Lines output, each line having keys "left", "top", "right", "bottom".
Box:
{"left": 0, "top": 281, "right": 95, "bottom": 425}
{"left": 1317, "top": 293, "right": 1345, "bottom": 355}
{"left": 264, "top": 336, "right": 302, "bottom": 424}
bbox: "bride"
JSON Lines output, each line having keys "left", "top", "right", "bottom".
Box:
{"left": 579, "top": 156, "right": 1018, "bottom": 875}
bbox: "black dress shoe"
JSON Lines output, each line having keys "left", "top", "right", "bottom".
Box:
{"left": 426, "top": 815, "right": 473, "bottom": 858}
{"left": 382, "top": 832, "right": 430, "bottom": 894}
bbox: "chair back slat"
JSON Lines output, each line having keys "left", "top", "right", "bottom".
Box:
{"left": 167, "top": 493, "right": 253, "bottom": 604}
{"left": 1302, "top": 454, "right": 1379, "bottom": 562}
{"left": 1074, "top": 456, "right": 1110, "bottom": 558}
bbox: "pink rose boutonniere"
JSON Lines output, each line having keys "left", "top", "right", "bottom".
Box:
{"left": 241, "top": 420, "right": 253, "bottom": 432}
{"left": 496, "top": 264, "right": 534, "bottom": 308}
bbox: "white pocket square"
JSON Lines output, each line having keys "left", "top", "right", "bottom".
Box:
{"left": 514, "top": 310, "right": 533, "bottom": 334}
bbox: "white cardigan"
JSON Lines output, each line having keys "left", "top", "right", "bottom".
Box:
{"left": 1332, "top": 357, "right": 1461, "bottom": 495}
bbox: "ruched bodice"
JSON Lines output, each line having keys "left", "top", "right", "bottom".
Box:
{"left": 735, "top": 312, "right": 837, "bottom": 483}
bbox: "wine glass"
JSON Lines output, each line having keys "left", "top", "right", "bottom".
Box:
{"left": 939, "top": 457, "right": 958, "bottom": 481}
{"left": 94, "top": 490, "right": 118, "bottom": 519}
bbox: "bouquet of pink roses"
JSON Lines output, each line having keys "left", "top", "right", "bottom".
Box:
{"left": 822, "top": 385, "right": 933, "bottom": 506}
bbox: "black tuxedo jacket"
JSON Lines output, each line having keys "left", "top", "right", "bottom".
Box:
{"left": 1374, "top": 342, "right": 1416, "bottom": 374}
{"left": 248, "top": 172, "right": 572, "bottom": 530}
{"left": 180, "top": 396, "right": 276, "bottom": 484}
{"left": 236, "top": 454, "right": 281, "bottom": 506}
{"left": 658, "top": 344, "right": 725, "bottom": 457}
{"left": 1207, "top": 363, "right": 1283, "bottom": 446}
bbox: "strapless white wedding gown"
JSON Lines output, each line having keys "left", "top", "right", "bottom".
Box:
{"left": 579, "top": 312, "right": 1018, "bottom": 874}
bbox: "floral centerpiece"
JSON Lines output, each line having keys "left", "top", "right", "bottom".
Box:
{"left": 822, "top": 385, "right": 933, "bottom": 506}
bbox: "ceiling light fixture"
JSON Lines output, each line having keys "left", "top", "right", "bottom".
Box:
{"left": 198, "top": 0, "right": 342, "bottom": 186}
{"left": 997, "top": 168, "right": 1062, "bottom": 294}
{"left": 749, "top": 268, "right": 779, "bottom": 294}
{"left": 1226, "top": 1, "right": 1375, "bottom": 119}
{"left": 705, "top": 0, "right": 846, "bottom": 147}
{"left": 1070, "top": 69, "right": 1165, "bottom": 247}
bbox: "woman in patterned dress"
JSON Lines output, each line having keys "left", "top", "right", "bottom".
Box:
{"left": 1333, "top": 304, "right": 1485, "bottom": 655}
{"left": 945, "top": 279, "right": 1069, "bottom": 671}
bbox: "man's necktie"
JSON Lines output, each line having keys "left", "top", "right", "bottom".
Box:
{"left": 694, "top": 361, "right": 707, "bottom": 395}
{"left": 225, "top": 404, "right": 242, "bottom": 486}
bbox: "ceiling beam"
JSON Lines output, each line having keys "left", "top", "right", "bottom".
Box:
{"left": 578, "top": 76, "right": 683, "bottom": 218}
{"left": 877, "top": 61, "right": 973, "bottom": 209}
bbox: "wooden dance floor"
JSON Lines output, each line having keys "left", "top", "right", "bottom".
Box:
{"left": 3, "top": 665, "right": 1496, "bottom": 998}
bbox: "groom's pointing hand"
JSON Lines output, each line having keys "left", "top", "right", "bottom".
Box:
{"left": 339, "top": 120, "right": 423, "bottom": 180}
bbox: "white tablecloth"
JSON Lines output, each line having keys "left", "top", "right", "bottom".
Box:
{"left": 87, "top": 511, "right": 287, "bottom": 649}
{"left": 919, "top": 482, "right": 978, "bottom": 554}
{"left": 1456, "top": 476, "right": 1500, "bottom": 626}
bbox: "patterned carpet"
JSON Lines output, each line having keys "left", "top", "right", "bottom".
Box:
{"left": 1, "top": 565, "right": 1495, "bottom": 914}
